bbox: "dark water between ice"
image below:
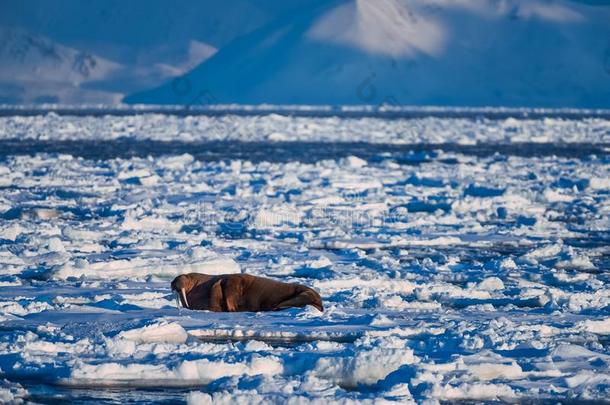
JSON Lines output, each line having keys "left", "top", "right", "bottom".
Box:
{"left": 0, "top": 138, "right": 608, "bottom": 163}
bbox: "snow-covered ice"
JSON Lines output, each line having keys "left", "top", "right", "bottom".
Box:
{"left": 1, "top": 111, "right": 610, "bottom": 144}
{"left": 0, "top": 111, "right": 608, "bottom": 403}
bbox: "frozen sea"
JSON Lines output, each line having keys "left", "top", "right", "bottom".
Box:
{"left": 0, "top": 108, "right": 609, "bottom": 404}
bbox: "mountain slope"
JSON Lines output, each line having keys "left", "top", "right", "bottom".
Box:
{"left": 125, "top": 0, "right": 610, "bottom": 108}
{"left": 0, "top": 1, "right": 319, "bottom": 104}
{"left": 0, "top": 27, "right": 123, "bottom": 103}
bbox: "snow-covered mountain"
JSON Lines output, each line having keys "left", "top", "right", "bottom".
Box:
{"left": 0, "top": 27, "right": 124, "bottom": 103}
{"left": 125, "top": 0, "right": 610, "bottom": 108}
{"left": 1, "top": 0, "right": 609, "bottom": 107}
{"left": 0, "top": 1, "right": 310, "bottom": 104}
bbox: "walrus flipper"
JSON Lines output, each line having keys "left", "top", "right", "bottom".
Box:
{"left": 209, "top": 279, "right": 224, "bottom": 312}
{"left": 275, "top": 288, "right": 324, "bottom": 312}
{"left": 221, "top": 277, "right": 242, "bottom": 312}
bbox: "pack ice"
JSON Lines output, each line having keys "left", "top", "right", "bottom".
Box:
{"left": 0, "top": 112, "right": 608, "bottom": 403}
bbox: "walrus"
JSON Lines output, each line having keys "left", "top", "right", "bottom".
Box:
{"left": 171, "top": 273, "right": 324, "bottom": 312}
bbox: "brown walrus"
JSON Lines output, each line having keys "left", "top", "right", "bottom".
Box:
{"left": 171, "top": 273, "right": 324, "bottom": 312}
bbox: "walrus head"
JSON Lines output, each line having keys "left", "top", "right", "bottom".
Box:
{"left": 171, "top": 274, "right": 195, "bottom": 309}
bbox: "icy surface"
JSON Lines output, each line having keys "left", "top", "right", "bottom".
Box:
{"left": 0, "top": 112, "right": 609, "bottom": 403}
{"left": 1, "top": 112, "right": 610, "bottom": 144}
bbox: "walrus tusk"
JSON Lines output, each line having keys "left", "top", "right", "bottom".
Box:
{"left": 174, "top": 291, "right": 181, "bottom": 309}
{"left": 181, "top": 288, "right": 189, "bottom": 309}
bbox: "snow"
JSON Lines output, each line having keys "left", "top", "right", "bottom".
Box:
{"left": 2, "top": 112, "right": 609, "bottom": 144}
{"left": 0, "top": 1, "right": 282, "bottom": 104}
{"left": 580, "top": 318, "right": 610, "bottom": 335}
{"left": 0, "top": 27, "right": 124, "bottom": 104}
{"left": 69, "top": 355, "right": 283, "bottom": 387}
{"left": 476, "top": 277, "right": 505, "bottom": 291}
{"left": 432, "top": 382, "right": 517, "bottom": 401}
{"left": 53, "top": 247, "right": 240, "bottom": 280}
{"left": 306, "top": 0, "right": 445, "bottom": 58}
{"left": 0, "top": 110, "right": 608, "bottom": 403}
{"left": 3, "top": 1, "right": 610, "bottom": 107}
{"left": 0, "top": 380, "right": 28, "bottom": 404}
{"left": 119, "top": 322, "right": 189, "bottom": 344}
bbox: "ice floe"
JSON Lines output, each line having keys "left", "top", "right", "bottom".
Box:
{"left": 0, "top": 112, "right": 608, "bottom": 402}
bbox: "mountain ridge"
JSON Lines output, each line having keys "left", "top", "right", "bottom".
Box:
{"left": 125, "top": 0, "right": 610, "bottom": 108}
